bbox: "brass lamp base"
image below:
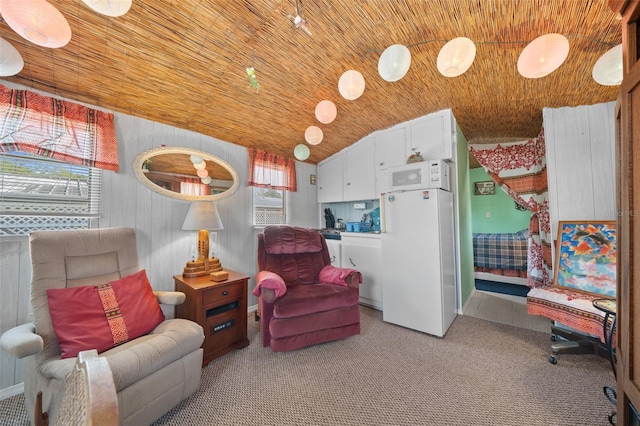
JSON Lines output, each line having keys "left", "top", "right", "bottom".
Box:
{"left": 183, "top": 229, "right": 223, "bottom": 278}
{"left": 182, "top": 257, "right": 223, "bottom": 278}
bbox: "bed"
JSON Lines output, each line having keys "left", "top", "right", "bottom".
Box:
{"left": 472, "top": 229, "right": 528, "bottom": 285}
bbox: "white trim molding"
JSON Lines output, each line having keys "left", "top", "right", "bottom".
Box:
{"left": 0, "top": 383, "right": 24, "bottom": 400}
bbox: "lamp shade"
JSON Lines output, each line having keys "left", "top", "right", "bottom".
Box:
{"left": 0, "top": 37, "right": 24, "bottom": 76}
{"left": 315, "top": 100, "right": 337, "bottom": 124}
{"left": 304, "top": 125, "right": 323, "bottom": 145}
{"left": 1, "top": 0, "right": 72, "bottom": 48}
{"left": 338, "top": 70, "right": 365, "bottom": 100}
{"left": 593, "top": 44, "right": 622, "bottom": 86}
{"left": 517, "top": 33, "right": 569, "bottom": 79}
{"left": 81, "top": 0, "right": 132, "bottom": 17}
{"left": 294, "top": 144, "right": 310, "bottom": 161}
{"left": 437, "top": 37, "right": 476, "bottom": 77}
{"left": 378, "top": 44, "right": 411, "bottom": 82}
{"left": 182, "top": 202, "right": 223, "bottom": 231}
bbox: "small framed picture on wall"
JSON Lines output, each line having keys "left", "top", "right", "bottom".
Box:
{"left": 474, "top": 181, "right": 495, "bottom": 195}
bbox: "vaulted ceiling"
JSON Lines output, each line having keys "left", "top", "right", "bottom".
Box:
{"left": 0, "top": 0, "right": 622, "bottom": 164}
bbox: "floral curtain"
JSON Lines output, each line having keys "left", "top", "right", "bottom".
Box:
{"left": 469, "top": 129, "right": 552, "bottom": 287}
{"left": 247, "top": 147, "right": 297, "bottom": 192}
{"left": 0, "top": 84, "right": 119, "bottom": 171}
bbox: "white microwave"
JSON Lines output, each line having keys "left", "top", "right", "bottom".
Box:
{"left": 387, "top": 160, "right": 450, "bottom": 192}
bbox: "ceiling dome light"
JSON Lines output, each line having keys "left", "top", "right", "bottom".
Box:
{"left": 315, "top": 100, "right": 337, "bottom": 124}
{"left": 304, "top": 125, "right": 323, "bottom": 145}
{"left": 189, "top": 155, "right": 203, "bottom": 164}
{"left": 196, "top": 169, "right": 209, "bottom": 178}
{"left": 294, "top": 144, "right": 310, "bottom": 161}
{"left": 201, "top": 176, "right": 212, "bottom": 185}
{"left": 593, "top": 44, "right": 623, "bottom": 86}
{"left": 0, "top": 37, "right": 24, "bottom": 76}
{"left": 517, "top": 33, "right": 570, "bottom": 79}
{"left": 378, "top": 44, "right": 411, "bottom": 82}
{"left": 437, "top": 37, "right": 476, "bottom": 77}
{"left": 1, "top": 0, "right": 72, "bottom": 48}
{"left": 193, "top": 161, "right": 207, "bottom": 170}
{"left": 81, "top": 0, "right": 132, "bottom": 17}
{"left": 338, "top": 70, "right": 365, "bottom": 100}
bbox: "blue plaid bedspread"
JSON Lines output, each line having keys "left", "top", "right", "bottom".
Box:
{"left": 473, "top": 230, "right": 528, "bottom": 270}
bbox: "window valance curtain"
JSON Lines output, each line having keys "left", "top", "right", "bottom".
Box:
{"left": 0, "top": 84, "right": 119, "bottom": 171}
{"left": 469, "top": 129, "right": 551, "bottom": 288}
{"left": 247, "top": 147, "right": 297, "bottom": 192}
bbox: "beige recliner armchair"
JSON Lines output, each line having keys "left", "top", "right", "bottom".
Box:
{"left": 0, "top": 227, "right": 205, "bottom": 425}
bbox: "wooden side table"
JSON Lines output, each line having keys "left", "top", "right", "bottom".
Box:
{"left": 174, "top": 269, "right": 250, "bottom": 366}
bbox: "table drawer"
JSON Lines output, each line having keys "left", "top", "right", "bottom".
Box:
{"left": 202, "top": 283, "right": 243, "bottom": 307}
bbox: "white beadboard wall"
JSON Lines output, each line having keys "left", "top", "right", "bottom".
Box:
{"left": 102, "top": 112, "right": 319, "bottom": 306}
{"left": 0, "top": 239, "right": 29, "bottom": 391}
{"left": 0, "top": 82, "right": 318, "bottom": 392}
{"left": 543, "top": 101, "right": 617, "bottom": 240}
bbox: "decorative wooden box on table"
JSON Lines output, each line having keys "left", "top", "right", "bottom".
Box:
{"left": 174, "top": 269, "right": 250, "bottom": 366}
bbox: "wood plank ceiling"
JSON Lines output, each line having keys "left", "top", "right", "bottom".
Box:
{"left": 0, "top": 0, "right": 622, "bottom": 165}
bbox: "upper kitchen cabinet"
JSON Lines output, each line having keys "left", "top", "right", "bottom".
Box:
{"left": 344, "top": 135, "right": 376, "bottom": 201}
{"left": 375, "top": 127, "right": 407, "bottom": 195}
{"left": 318, "top": 109, "right": 457, "bottom": 203}
{"left": 374, "top": 127, "right": 407, "bottom": 171}
{"left": 407, "top": 110, "right": 455, "bottom": 161}
{"left": 317, "top": 154, "right": 344, "bottom": 203}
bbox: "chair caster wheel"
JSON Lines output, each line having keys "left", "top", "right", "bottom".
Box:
{"left": 549, "top": 355, "right": 558, "bottom": 364}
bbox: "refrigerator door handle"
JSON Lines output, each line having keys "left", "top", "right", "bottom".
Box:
{"left": 380, "top": 193, "right": 386, "bottom": 233}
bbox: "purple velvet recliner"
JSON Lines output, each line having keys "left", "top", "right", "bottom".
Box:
{"left": 253, "top": 225, "right": 362, "bottom": 352}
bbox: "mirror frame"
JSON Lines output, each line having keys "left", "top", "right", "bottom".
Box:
{"left": 133, "top": 146, "right": 240, "bottom": 201}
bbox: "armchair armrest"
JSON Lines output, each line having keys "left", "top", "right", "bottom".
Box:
{"left": 252, "top": 270, "right": 287, "bottom": 303}
{"left": 344, "top": 271, "right": 362, "bottom": 288}
{"left": 0, "top": 323, "right": 44, "bottom": 359}
{"left": 319, "top": 265, "right": 362, "bottom": 288}
{"left": 154, "top": 291, "right": 186, "bottom": 305}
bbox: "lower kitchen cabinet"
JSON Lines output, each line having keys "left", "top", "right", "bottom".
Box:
{"left": 325, "top": 239, "right": 341, "bottom": 267}
{"left": 340, "top": 234, "right": 382, "bottom": 310}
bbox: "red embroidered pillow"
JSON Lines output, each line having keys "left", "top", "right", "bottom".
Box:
{"left": 47, "top": 269, "right": 165, "bottom": 359}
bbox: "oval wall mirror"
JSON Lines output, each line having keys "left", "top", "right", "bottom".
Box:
{"left": 133, "top": 146, "right": 240, "bottom": 201}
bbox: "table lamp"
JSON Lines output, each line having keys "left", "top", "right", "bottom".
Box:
{"left": 181, "top": 201, "right": 225, "bottom": 278}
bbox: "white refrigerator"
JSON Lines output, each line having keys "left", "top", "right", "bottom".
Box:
{"left": 381, "top": 188, "right": 457, "bottom": 337}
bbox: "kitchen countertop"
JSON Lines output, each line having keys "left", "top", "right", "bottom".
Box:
{"left": 339, "top": 231, "right": 381, "bottom": 239}
{"left": 319, "top": 229, "right": 342, "bottom": 240}
{"left": 319, "top": 229, "right": 382, "bottom": 240}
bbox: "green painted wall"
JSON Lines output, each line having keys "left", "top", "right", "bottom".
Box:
{"left": 469, "top": 168, "right": 530, "bottom": 234}
{"left": 456, "top": 126, "right": 475, "bottom": 309}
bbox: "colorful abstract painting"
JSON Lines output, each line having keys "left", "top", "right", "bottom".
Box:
{"left": 553, "top": 221, "right": 616, "bottom": 297}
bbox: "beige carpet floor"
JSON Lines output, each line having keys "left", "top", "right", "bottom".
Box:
{"left": 464, "top": 289, "right": 552, "bottom": 333}
{"left": 0, "top": 306, "right": 615, "bottom": 425}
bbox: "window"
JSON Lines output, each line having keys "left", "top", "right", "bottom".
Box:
{"left": 253, "top": 187, "right": 287, "bottom": 225}
{"left": 0, "top": 152, "right": 101, "bottom": 236}
{"left": 247, "top": 147, "right": 296, "bottom": 226}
